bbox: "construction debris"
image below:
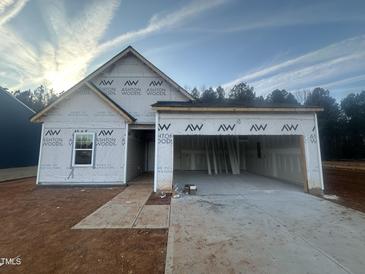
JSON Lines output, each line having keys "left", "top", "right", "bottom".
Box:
{"left": 172, "top": 185, "right": 182, "bottom": 199}
{"left": 184, "top": 184, "right": 197, "bottom": 195}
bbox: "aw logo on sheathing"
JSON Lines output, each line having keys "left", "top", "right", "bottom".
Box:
{"left": 185, "top": 124, "right": 204, "bottom": 132}
{"left": 0, "top": 256, "right": 21, "bottom": 267}
{"left": 218, "top": 124, "right": 235, "bottom": 132}
{"left": 43, "top": 129, "right": 63, "bottom": 147}
{"left": 45, "top": 129, "right": 61, "bottom": 136}
{"left": 98, "top": 130, "right": 114, "bottom": 136}
{"left": 97, "top": 130, "right": 116, "bottom": 146}
{"left": 99, "top": 79, "right": 113, "bottom": 86}
{"left": 149, "top": 80, "right": 163, "bottom": 87}
{"left": 147, "top": 80, "right": 166, "bottom": 96}
{"left": 281, "top": 124, "right": 299, "bottom": 131}
{"left": 250, "top": 124, "right": 267, "bottom": 132}
{"left": 124, "top": 80, "right": 139, "bottom": 86}
{"left": 158, "top": 123, "right": 171, "bottom": 131}
{"left": 121, "top": 80, "right": 141, "bottom": 95}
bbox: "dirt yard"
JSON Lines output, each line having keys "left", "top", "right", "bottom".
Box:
{"left": 0, "top": 178, "right": 168, "bottom": 274}
{"left": 324, "top": 165, "right": 365, "bottom": 213}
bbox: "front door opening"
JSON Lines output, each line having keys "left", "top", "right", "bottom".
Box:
{"left": 126, "top": 129, "right": 155, "bottom": 181}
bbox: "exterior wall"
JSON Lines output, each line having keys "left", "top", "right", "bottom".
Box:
{"left": 91, "top": 54, "right": 189, "bottom": 123}
{"left": 37, "top": 86, "right": 127, "bottom": 184}
{"left": 245, "top": 136, "right": 304, "bottom": 185}
{"left": 155, "top": 112, "right": 323, "bottom": 193}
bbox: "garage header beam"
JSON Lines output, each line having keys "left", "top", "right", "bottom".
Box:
{"left": 152, "top": 106, "right": 323, "bottom": 113}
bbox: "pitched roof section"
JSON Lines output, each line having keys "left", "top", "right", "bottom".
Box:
{"left": 30, "top": 82, "right": 135, "bottom": 123}
{"left": 0, "top": 87, "right": 36, "bottom": 113}
{"left": 151, "top": 101, "right": 323, "bottom": 112}
{"left": 31, "top": 45, "right": 193, "bottom": 123}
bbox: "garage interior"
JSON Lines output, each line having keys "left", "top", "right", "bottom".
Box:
{"left": 126, "top": 129, "right": 155, "bottom": 181}
{"left": 173, "top": 135, "right": 307, "bottom": 193}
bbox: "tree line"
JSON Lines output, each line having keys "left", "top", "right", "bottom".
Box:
{"left": 2, "top": 82, "right": 364, "bottom": 160}
{"left": 1, "top": 85, "right": 58, "bottom": 113}
{"left": 189, "top": 83, "right": 365, "bottom": 160}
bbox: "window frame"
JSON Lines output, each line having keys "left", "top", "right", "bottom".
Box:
{"left": 72, "top": 132, "right": 95, "bottom": 167}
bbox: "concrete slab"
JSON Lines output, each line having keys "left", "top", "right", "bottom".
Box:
{"left": 73, "top": 184, "right": 152, "bottom": 229}
{"left": 134, "top": 205, "right": 170, "bottom": 228}
{"left": 73, "top": 204, "right": 140, "bottom": 229}
{"left": 173, "top": 171, "right": 301, "bottom": 195}
{"left": 0, "top": 166, "right": 37, "bottom": 182}
{"left": 166, "top": 172, "right": 365, "bottom": 274}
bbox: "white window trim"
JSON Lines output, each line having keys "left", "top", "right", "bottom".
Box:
{"left": 72, "top": 132, "right": 95, "bottom": 167}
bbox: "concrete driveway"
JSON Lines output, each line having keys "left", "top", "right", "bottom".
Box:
{"left": 166, "top": 172, "right": 365, "bottom": 274}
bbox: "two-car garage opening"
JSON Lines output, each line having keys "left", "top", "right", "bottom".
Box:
{"left": 173, "top": 135, "right": 308, "bottom": 193}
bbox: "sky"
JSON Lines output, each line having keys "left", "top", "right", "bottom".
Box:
{"left": 1, "top": 0, "right": 365, "bottom": 101}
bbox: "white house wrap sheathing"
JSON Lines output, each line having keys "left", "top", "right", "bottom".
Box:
{"left": 155, "top": 112, "right": 323, "bottom": 193}
{"left": 38, "top": 85, "right": 127, "bottom": 184}
{"left": 91, "top": 54, "right": 188, "bottom": 124}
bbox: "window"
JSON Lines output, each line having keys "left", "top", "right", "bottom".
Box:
{"left": 73, "top": 133, "right": 95, "bottom": 166}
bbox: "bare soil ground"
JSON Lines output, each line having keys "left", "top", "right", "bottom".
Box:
{"left": 324, "top": 166, "right": 365, "bottom": 213}
{"left": 0, "top": 178, "right": 168, "bottom": 274}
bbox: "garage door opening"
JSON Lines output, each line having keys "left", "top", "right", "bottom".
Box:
{"left": 173, "top": 135, "right": 308, "bottom": 193}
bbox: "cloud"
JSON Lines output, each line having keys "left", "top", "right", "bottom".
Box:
{"left": 1, "top": 0, "right": 226, "bottom": 92}
{"left": 222, "top": 35, "right": 365, "bottom": 96}
{"left": 0, "top": 0, "right": 28, "bottom": 26}
{"left": 181, "top": 1, "right": 365, "bottom": 34}
{"left": 97, "top": 0, "right": 226, "bottom": 54}
{"left": 0, "top": 0, "right": 120, "bottom": 91}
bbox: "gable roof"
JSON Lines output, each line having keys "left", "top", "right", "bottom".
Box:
{"left": 30, "top": 82, "right": 135, "bottom": 123}
{"left": 31, "top": 46, "right": 194, "bottom": 123}
{"left": 0, "top": 87, "right": 36, "bottom": 114}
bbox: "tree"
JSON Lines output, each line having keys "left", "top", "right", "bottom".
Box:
{"left": 305, "top": 87, "right": 340, "bottom": 122}
{"left": 200, "top": 87, "right": 218, "bottom": 102}
{"left": 255, "top": 95, "right": 266, "bottom": 106}
{"left": 228, "top": 82, "right": 255, "bottom": 104}
{"left": 293, "top": 89, "right": 311, "bottom": 105}
{"left": 13, "top": 85, "right": 58, "bottom": 112}
{"left": 216, "top": 86, "right": 225, "bottom": 101}
{"left": 190, "top": 87, "right": 200, "bottom": 99}
{"left": 341, "top": 91, "right": 365, "bottom": 127}
{"left": 340, "top": 91, "right": 365, "bottom": 158}
{"left": 266, "top": 89, "right": 299, "bottom": 105}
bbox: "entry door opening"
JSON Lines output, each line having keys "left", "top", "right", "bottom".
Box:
{"left": 126, "top": 129, "right": 155, "bottom": 181}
